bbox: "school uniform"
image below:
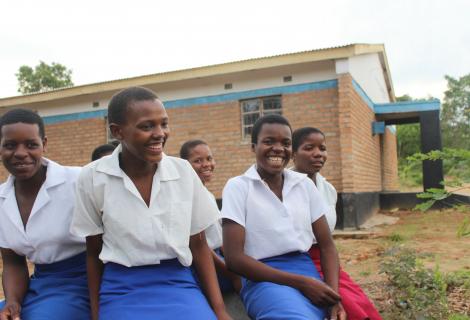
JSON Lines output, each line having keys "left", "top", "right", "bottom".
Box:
{"left": 309, "top": 173, "right": 382, "bottom": 320}
{"left": 70, "top": 145, "right": 220, "bottom": 320}
{"left": 0, "top": 159, "right": 89, "bottom": 320}
{"left": 221, "top": 165, "right": 329, "bottom": 320}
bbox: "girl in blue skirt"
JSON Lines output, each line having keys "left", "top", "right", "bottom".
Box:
{"left": 70, "top": 87, "right": 230, "bottom": 320}
{"left": 221, "top": 114, "right": 346, "bottom": 320}
{"left": 0, "top": 109, "right": 90, "bottom": 320}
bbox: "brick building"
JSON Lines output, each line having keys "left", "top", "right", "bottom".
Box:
{"left": 0, "top": 43, "right": 423, "bottom": 228}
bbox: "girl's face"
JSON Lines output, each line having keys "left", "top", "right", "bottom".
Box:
{"left": 293, "top": 132, "right": 327, "bottom": 176}
{"left": 252, "top": 123, "right": 292, "bottom": 178}
{"left": 0, "top": 122, "right": 47, "bottom": 180}
{"left": 187, "top": 144, "right": 215, "bottom": 185}
{"left": 111, "top": 99, "right": 169, "bottom": 164}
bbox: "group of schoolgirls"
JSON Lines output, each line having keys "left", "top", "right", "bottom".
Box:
{"left": 0, "top": 86, "right": 382, "bottom": 320}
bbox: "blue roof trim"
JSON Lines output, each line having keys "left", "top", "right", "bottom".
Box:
{"left": 352, "top": 79, "right": 374, "bottom": 110}
{"left": 374, "top": 99, "right": 440, "bottom": 114}
{"left": 43, "top": 109, "right": 107, "bottom": 125}
{"left": 163, "top": 79, "right": 338, "bottom": 109}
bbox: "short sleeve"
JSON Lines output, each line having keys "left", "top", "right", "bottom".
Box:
{"left": 70, "top": 167, "right": 104, "bottom": 237}
{"left": 220, "top": 178, "right": 247, "bottom": 227}
{"left": 189, "top": 167, "right": 219, "bottom": 236}
{"left": 307, "top": 179, "right": 329, "bottom": 224}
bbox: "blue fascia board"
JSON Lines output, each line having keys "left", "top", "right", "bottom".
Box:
{"left": 163, "top": 80, "right": 338, "bottom": 109}
{"left": 374, "top": 99, "right": 440, "bottom": 114}
{"left": 43, "top": 109, "right": 107, "bottom": 125}
{"left": 352, "top": 79, "right": 374, "bottom": 110}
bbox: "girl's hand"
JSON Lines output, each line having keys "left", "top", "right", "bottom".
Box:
{"left": 297, "top": 276, "right": 341, "bottom": 306}
{"left": 329, "top": 302, "right": 347, "bottom": 320}
{"left": 0, "top": 302, "right": 21, "bottom": 320}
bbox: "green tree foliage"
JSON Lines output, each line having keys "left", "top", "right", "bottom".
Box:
{"left": 16, "top": 61, "right": 73, "bottom": 94}
{"left": 441, "top": 74, "right": 470, "bottom": 150}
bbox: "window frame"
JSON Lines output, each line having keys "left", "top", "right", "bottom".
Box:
{"left": 240, "top": 95, "right": 282, "bottom": 140}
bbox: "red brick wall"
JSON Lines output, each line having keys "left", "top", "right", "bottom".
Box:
{"left": 382, "top": 127, "right": 399, "bottom": 191}
{"left": 337, "top": 74, "right": 382, "bottom": 193}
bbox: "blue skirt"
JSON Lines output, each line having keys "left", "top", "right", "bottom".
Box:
{"left": 0, "top": 252, "right": 90, "bottom": 320}
{"left": 241, "top": 252, "right": 327, "bottom": 320}
{"left": 99, "top": 259, "right": 217, "bottom": 320}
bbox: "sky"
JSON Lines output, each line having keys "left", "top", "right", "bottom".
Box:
{"left": 1, "top": 0, "right": 469, "bottom": 100}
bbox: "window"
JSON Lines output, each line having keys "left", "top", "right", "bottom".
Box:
{"left": 241, "top": 96, "right": 282, "bottom": 139}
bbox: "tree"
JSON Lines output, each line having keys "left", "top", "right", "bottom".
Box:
{"left": 441, "top": 74, "right": 470, "bottom": 150}
{"left": 16, "top": 61, "right": 73, "bottom": 94}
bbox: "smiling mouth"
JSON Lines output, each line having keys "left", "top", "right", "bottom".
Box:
{"left": 12, "top": 163, "right": 34, "bottom": 168}
{"left": 267, "top": 156, "right": 285, "bottom": 165}
{"left": 145, "top": 142, "right": 163, "bottom": 153}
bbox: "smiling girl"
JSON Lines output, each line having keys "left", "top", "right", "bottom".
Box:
{"left": 221, "top": 114, "right": 345, "bottom": 320}
{"left": 292, "top": 126, "right": 382, "bottom": 320}
{"left": 0, "top": 109, "right": 89, "bottom": 320}
{"left": 70, "top": 87, "right": 230, "bottom": 320}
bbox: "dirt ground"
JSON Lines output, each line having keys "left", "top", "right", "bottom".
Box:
{"left": 0, "top": 209, "right": 469, "bottom": 317}
{"left": 335, "top": 208, "right": 470, "bottom": 316}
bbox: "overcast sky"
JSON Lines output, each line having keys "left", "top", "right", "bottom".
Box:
{"left": 1, "top": 0, "right": 469, "bottom": 100}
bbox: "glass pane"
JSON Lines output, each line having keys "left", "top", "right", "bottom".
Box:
{"left": 242, "top": 100, "right": 260, "bottom": 113}
{"left": 263, "top": 97, "right": 281, "bottom": 110}
{"left": 244, "top": 126, "right": 253, "bottom": 137}
{"left": 243, "top": 113, "right": 260, "bottom": 126}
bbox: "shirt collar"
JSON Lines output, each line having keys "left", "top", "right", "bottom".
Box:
{"left": 0, "top": 157, "right": 66, "bottom": 198}
{"left": 244, "top": 164, "right": 307, "bottom": 195}
{"left": 95, "top": 144, "right": 180, "bottom": 181}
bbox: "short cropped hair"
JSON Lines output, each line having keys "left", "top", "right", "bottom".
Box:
{"left": 180, "top": 140, "right": 207, "bottom": 160}
{"left": 0, "top": 108, "right": 45, "bottom": 139}
{"left": 292, "top": 127, "right": 325, "bottom": 152}
{"left": 251, "top": 114, "right": 292, "bottom": 145}
{"left": 108, "top": 87, "right": 158, "bottom": 125}
{"left": 91, "top": 143, "right": 117, "bottom": 161}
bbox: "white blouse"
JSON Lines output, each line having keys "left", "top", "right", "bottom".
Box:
{"left": 314, "top": 173, "right": 337, "bottom": 233}
{"left": 70, "top": 146, "right": 220, "bottom": 267}
{"left": 203, "top": 188, "right": 223, "bottom": 250}
{"left": 0, "top": 159, "right": 85, "bottom": 264}
{"left": 221, "top": 165, "right": 328, "bottom": 260}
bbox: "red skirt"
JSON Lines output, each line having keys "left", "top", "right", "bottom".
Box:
{"left": 309, "top": 246, "right": 382, "bottom": 320}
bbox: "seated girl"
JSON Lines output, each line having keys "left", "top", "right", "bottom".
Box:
{"left": 180, "top": 139, "right": 241, "bottom": 293}
{"left": 0, "top": 109, "right": 89, "bottom": 320}
{"left": 221, "top": 114, "right": 346, "bottom": 320}
{"left": 70, "top": 87, "right": 230, "bottom": 320}
{"left": 292, "top": 126, "right": 382, "bottom": 320}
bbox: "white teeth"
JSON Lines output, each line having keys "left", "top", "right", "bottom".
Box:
{"left": 268, "top": 157, "right": 283, "bottom": 163}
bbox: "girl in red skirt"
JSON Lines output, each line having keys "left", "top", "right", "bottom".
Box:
{"left": 292, "top": 127, "right": 382, "bottom": 320}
